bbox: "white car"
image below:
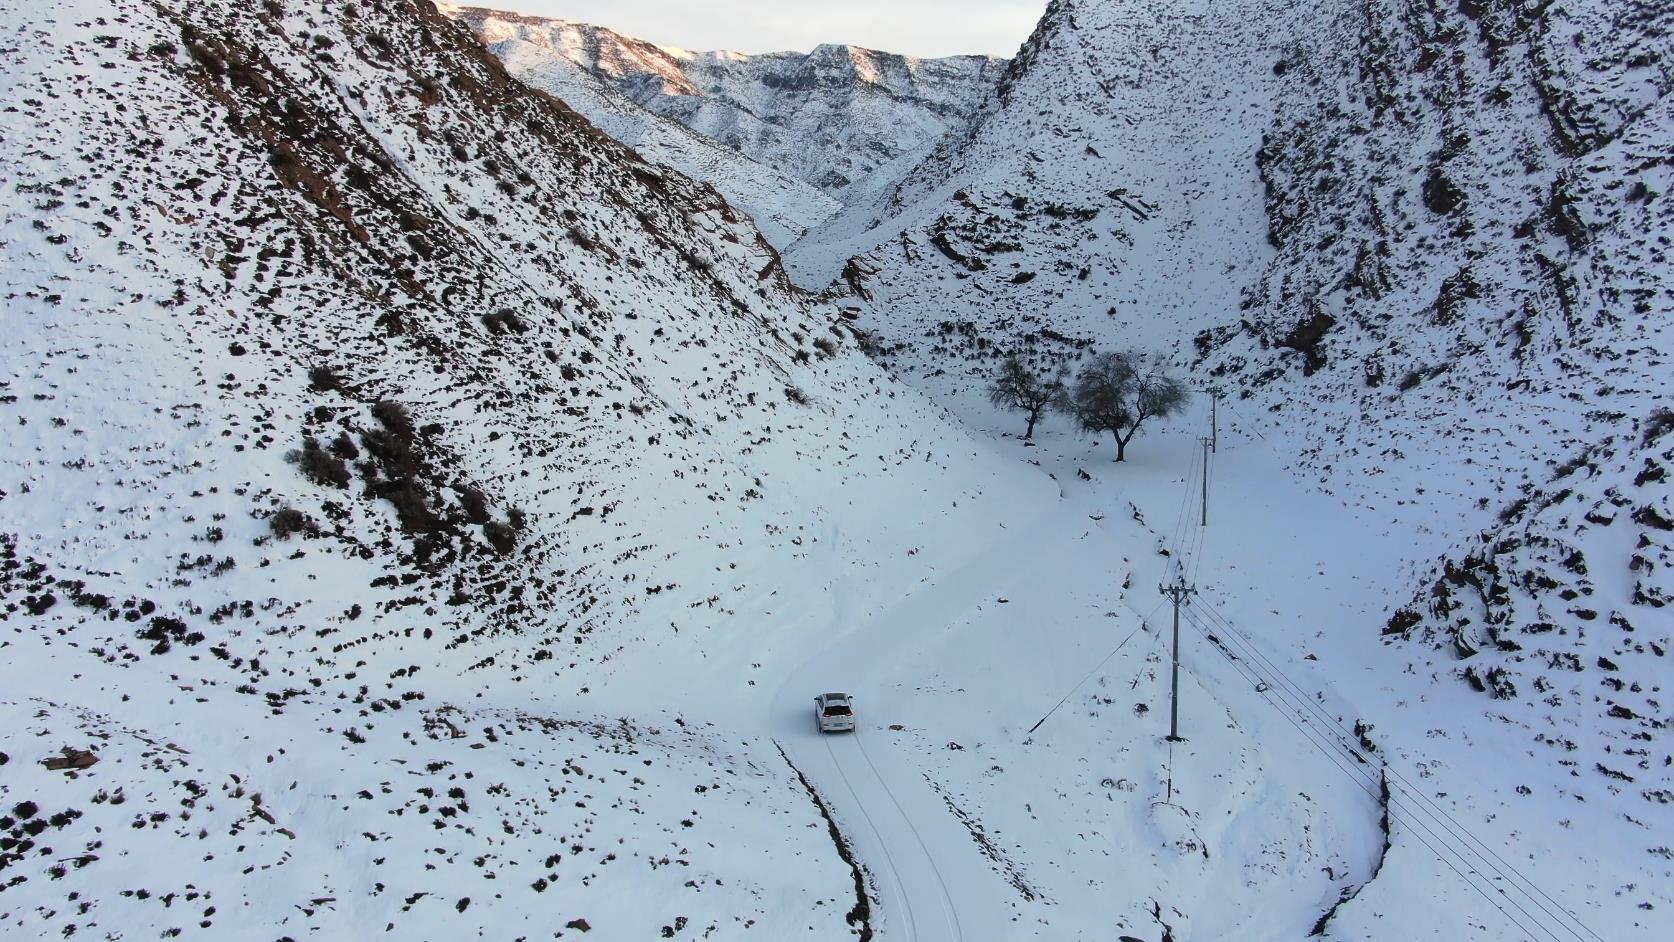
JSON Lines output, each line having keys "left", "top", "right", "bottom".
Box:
{"left": 814, "top": 692, "right": 856, "bottom": 733}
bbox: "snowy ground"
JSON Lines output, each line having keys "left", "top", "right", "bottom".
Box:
{"left": 764, "top": 391, "right": 1664, "bottom": 941}
{"left": 3, "top": 0, "right": 1666, "bottom": 939}
{"left": 575, "top": 385, "right": 1665, "bottom": 940}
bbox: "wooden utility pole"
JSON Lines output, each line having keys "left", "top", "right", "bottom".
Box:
{"left": 1161, "top": 579, "right": 1197, "bottom": 741}
{"left": 1199, "top": 436, "right": 1212, "bottom": 526}
{"left": 1211, "top": 391, "right": 1218, "bottom": 453}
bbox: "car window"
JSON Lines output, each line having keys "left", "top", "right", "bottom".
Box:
{"left": 823, "top": 705, "right": 851, "bottom": 716}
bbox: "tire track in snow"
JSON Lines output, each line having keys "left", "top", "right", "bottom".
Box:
{"left": 851, "top": 730, "right": 965, "bottom": 942}
{"left": 826, "top": 732, "right": 922, "bottom": 941}
{"left": 777, "top": 491, "right": 1108, "bottom": 939}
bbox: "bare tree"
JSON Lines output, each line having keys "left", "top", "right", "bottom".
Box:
{"left": 1061, "top": 351, "right": 1190, "bottom": 461}
{"left": 988, "top": 355, "right": 1065, "bottom": 440}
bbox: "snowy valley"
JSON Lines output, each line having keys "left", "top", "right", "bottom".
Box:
{"left": 1, "top": 1, "right": 1668, "bottom": 941}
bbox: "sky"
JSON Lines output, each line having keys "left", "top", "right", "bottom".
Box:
{"left": 467, "top": 1, "right": 1049, "bottom": 59}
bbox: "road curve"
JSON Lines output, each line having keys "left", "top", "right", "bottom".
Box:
{"left": 771, "top": 493, "right": 1100, "bottom": 940}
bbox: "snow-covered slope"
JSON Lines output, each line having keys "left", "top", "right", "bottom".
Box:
{"left": 449, "top": 4, "right": 842, "bottom": 248}
{"left": 448, "top": 6, "right": 1006, "bottom": 205}
{"left": 0, "top": 0, "right": 1051, "bottom": 937}
{"left": 5, "top": 0, "right": 1669, "bottom": 939}
{"left": 1219, "top": 0, "right": 1674, "bottom": 833}
{"left": 802, "top": 0, "right": 1671, "bottom": 936}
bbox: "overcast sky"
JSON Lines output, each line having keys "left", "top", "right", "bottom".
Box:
{"left": 471, "top": 1, "right": 1048, "bottom": 59}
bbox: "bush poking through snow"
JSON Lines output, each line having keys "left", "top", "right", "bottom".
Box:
{"left": 294, "top": 435, "right": 350, "bottom": 488}
{"left": 330, "top": 431, "right": 359, "bottom": 460}
{"left": 1644, "top": 407, "right": 1674, "bottom": 446}
{"left": 372, "top": 400, "right": 414, "bottom": 437}
{"left": 482, "top": 309, "right": 527, "bottom": 334}
{"left": 1422, "top": 165, "right": 1463, "bottom": 215}
{"left": 483, "top": 520, "right": 516, "bottom": 554}
{"left": 458, "top": 486, "right": 490, "bottom": 525}
{"left": 270, "top": 507, "right": 317, "bottom": 540}
{"left": 308, "top": 364, "right": 343, "bottom": 392}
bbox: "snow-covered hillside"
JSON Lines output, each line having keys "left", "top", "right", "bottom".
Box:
{"left": 796, "top": 0, "right": 1670, "bottom": 936}
{"left": 1230, "top": 1, "right": 1674, "bottom": 816}
{"left": 447, "top": 4, "right": 842, "bottom": 247}
{"left": 4, "top": 0, "right": 1668, "bottom": 939}
{"left": 0, "top": 0, "right": 1050, "bottom": 937}
{"left": 448, "top": 6, "right": 1006, "bottom": 207}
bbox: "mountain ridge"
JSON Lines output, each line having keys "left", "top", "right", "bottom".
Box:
{"left": 449, "top": 5, "right": 1007, "bottom": 203}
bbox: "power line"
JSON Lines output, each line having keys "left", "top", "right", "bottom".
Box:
{"left": 1025, "top": 603, "right": 1157, "bottom": 737}
{"left": 1177, "top": 610, "right": 1574, "bottom": 942}
{"left": 1182, "top": 609, "right": 1572, "bottom": 942}
{"left": 1192, "top": 597, "right": 1598, "bottom": 942}
{"left": 1166, "top": 433, "right": 1202, "bottom": 577}
{"left": 1189, "top": 438, "right": 1213, "bottom": 586}
{"left": 1189, "top": 600, "right": 1602, "bottom": 942}
{"left": 1174, "top": 386, "right": 1599, "bottom": 942}
{"left": 1219, "top": 394, "right": 1270, "bottom": 443}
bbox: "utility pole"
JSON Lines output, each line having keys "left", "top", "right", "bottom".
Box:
{"left": 1199, "top": 436, "right": 1212, "bottom": 526}
{"left": 1161, "top": 579, "right": 1197, "bottom": 742}
{"left": 1211, "top": 391, "right": 1218, "bottom": 453}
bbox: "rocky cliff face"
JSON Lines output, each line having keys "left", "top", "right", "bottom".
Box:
{"left": 448, "top": 6, "right": 1006, "bottom": 205}
{"left": 1218, "top": 0, "right": 1672, "bottom": 812}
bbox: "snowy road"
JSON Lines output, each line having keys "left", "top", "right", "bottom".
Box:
{"left": 773, "top": 491, "right": 1117, "bottom": 940}
{"left": 767, "top": 418, "right": 1401, "bottom": 940}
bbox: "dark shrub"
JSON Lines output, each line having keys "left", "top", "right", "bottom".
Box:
{"left": 296, "top": 436, "right": 350, "bottom": 488}
{"left": 361, "top": 427, "right": 418, "bottom": 480}
{"left": 1644, "top": 407, "right": 1674, "bottom": 446}
{"left": 458, "top": 487, "right": 490, "bottom": 525}
{"left": 1383, "top": 608, "right": 1422, "bottom": 635}
{"left": 270, "top": 507, "right": 315, "bottom": 540}
{"left": 372, "top": 400, "right": 414, "bottom": 437}
{"left": 185, "top": 41, "right": 225, "bottom": 76}
{"left": 308, "top": 364, "right": 343, "bottom": 392}
{"left": 330, "top": 431, "right": 359, "bottom": 460}
{"left": 1422, "top": 166, "right": 1463, "bottom": 215}
{"left": 482, "top": 309, "right": 527, "bottom": 334}
{"left": 483, "top": 520, "right": 516, "bottom": 554}
{"left": 382, "top": 479, "right": 438, "bottom": 534}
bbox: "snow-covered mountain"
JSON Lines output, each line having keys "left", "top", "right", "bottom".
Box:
{"left": 4, "top": 0, "right": 1669, "bottom": 940}
{"left": 448, "top": 6, "right": 1007, "bottom": 206}
{"left": 446, "top": 3, "right": 841, "bottom": 247}
{"left": 799, "top": 0, "right": 1670, "bottom": 935}
{"left": 0, "top": 0, "right": 1048, "bottom": 937}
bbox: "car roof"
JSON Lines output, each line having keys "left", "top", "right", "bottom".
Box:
{"left": 820, "top": 692, "right": 849, "bottom": 700}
